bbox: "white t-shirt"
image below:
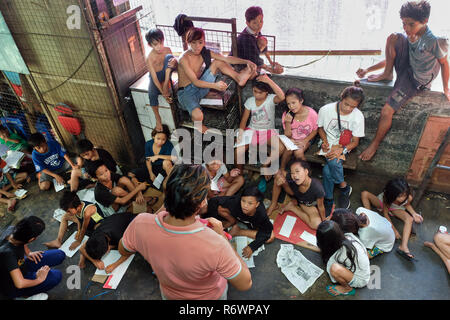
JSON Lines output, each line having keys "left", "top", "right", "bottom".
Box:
{"left": 245, "top": 94, "right": 277, "bottom": 130}
{"left": 317, "top": 102, "right": 365, "bottom": 146}
{"left": 202, "top": 163, "right": 227, "bottom": 191}
{"left": 355, "top": 207, "right": 395, "bottom": 252}
{"left": 326, "top": 233, "right": 370, "bottom": 288}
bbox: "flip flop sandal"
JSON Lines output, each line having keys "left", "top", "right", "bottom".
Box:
{"left": 396, "top": 248, "right": 417, "bottom": 262}
{"left": 326, "top": 285, "right": 355, "bottom": 297}
{"left": 367, "top": 247, "right": 384, "bottom": 258}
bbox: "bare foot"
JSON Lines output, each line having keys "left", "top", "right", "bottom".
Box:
{"left": 7, "top": 199, "right": 17, "bottom": 212}
{"left": 78, "top": 259, "right": 86, "bottom": 269}
{"left": 267, "top": 203, "right": 279, "bottom": 216}
{"left": 424, "top": 241, "right": 436, "bottom": 249}
{"left": 44, "top": 239, "right": 62, "bottom": 249}
{"left": 359, "top": 143, "right": 379, "bottom": 161}
{"left": 367, "top": 72, "right": 393, "bottom": 82}
{"left": 237, "top": 66, "right": 253, "bottom": 86}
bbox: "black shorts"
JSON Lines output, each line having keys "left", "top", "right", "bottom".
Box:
{"left": 387, "top": 34, "right": 421, "bottom": 112}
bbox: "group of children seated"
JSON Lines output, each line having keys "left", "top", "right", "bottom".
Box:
{"left": 0, "top": 1, "right": 449, "bottom": 300}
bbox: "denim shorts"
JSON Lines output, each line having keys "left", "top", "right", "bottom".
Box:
{"left": 177, "top": 68, "right": 216, "bottom": 115}
{"left": 387, "top": 34, "right": 420, "bottom": 112}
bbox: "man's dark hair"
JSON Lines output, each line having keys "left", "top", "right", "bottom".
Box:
{"left": 85, "top": 232, "right": 109, "bottom": 260}
{"left": 60, "top": 191, "right": 82, "bottom": 211}
{"left": 12, "top": 216, "right": 45, "bottom": 243}
{"left": 77, "top": 139, "right": 94, "bottom": 155}
{"left": 245, "top": 6, "right": 263, "bottom": 22}
{"left": 164, "top": 164, "right": 210, "bottom": 220}
{"left": 241, "top": 186, "right": 263, "bottom": 203}
{"left": 28, "top": 132, "right": 46, "bottom": 149}
{"left": 145, "top": 28, "right": 164, "bottom": 45}
{"left": 86, "top": 159, "right": 106, "bottom": 179}
{"left": 400, "top": 1, "right": 431, "bottom": 23}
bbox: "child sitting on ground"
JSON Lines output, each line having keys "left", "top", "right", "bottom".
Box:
{"left": 128, "top": 125, "right": 176, "bottom": 189}
{"left": 361, "top": 178, "right": 423, "bottom": 261}
{"left": 145, "top": 28, "right": 177, "bottom": 132}
{"left": 317, "top": 82, "right": 365, "bottom": 215}
{"left": 205, "top": 186, "right": 274, "bottom": 259}
{"left": 88, "top": 160, "right": 148, "bottom": 216}
{"left": 0, "top": 126, "right": 29, "bottom": 152}
{"left": 280, "top": 88, "right": 318, "bottom": 172}
{"left": 424, "top": 227, "right": 450, "bottom": 274}
{"left": 0, "top": 159, "right": 29, "bottom": 212}
{"left": 316, "top": 220, "right": 370, "bottom": 297}
{"left": 29, "top": 133, "right": 77, "bottom": 191}
{"left": 0, "top": 216, "right": 65, "bottom": 300}
{"left": 235, "top": 74, "right": 285, "bottom": 176}
{"left": 331, "top": 208, "right": 395, "bottom": 259}
{"left": 44, "top": 191, "right": 105, "bottom": 250}
{"left": 203, "top": 159, "right": 244, "bottom": 198}
{"left": 78, "top": 212, "right": 136, "bottom": 273}
{"left": 267, "top": 160, "right": 325, "bottom": 229}
{"left": 70, "top": 139, "right": 121, "bottom": 192}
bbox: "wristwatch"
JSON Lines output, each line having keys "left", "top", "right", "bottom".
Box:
{"left": 342, "top": 147, "right": 348, "bottom": 155}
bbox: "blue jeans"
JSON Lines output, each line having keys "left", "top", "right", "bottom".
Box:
{"left": 322, "top": 158, "right": 345, "bottom": 200}
{"left": 177, "top": 68, "right": 217, "bottom": 115}
{"left": 9, "top": 249, "right": 65, "bottom": 299}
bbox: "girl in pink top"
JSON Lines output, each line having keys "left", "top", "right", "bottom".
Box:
{"left": 280, "top": 88, "right": 318, "bottom": 172}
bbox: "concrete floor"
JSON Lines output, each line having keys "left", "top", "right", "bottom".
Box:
{"left": 1, "top": 163, "right": 449, "bottom": 301}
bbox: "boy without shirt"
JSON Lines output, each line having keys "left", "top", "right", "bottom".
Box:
{"left": 146, "top": 29, "right": 178, "bottom": 132}
{"left": 177, "top": 27, "right": 257, "bottom": 133}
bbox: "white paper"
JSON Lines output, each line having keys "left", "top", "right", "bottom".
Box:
{"left": 210, "top": 180, "right": 219, "bottom": 191}
{"left": 153, "top": 173, "right": 164, "bottom": 189}
{"left": 76, "top": 188, "right": 96, "bottom": 203}
{"left": 53, "top": 179, "right": 65, "bottom": 192}
{"left": 4, "top": 150, "right": 25, "bottom": 169}
{"left": 200, "top": 98, "right": 223, "bottom": 106}
{"left": 60, "top": 231, "right": 88, "bottom": 258}
{"left": 279, "top": 135, "right": 299, "bottom": 151}
{"left": 234, "top": 236, "right": 255, "bottom": 268}
{"left": 95, "top": 250, "right": 135, "bottom": 290}
{"left": 276, "top": 244, "right": 324, "bottom": 294}
{"left": 279, "top": 215, "right": 297, "bottom": 238}
{"left": 53, "top": 208, "right": 73, "bottom": 226}
{"left": 234, "top": 130, "right": 254, "bottom": 148}
{"left": 300, "top": 231, "right": 317, "bottom": 247}
{"left": 14, "top": 189, "right": 27, "bottom": 198}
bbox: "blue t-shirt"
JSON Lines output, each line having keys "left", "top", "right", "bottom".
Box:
{"left": 32, "top": 140, "right": 66, "bottom": 173}
{"left": 144, "top": 139, "right": 174, "bottom": 166}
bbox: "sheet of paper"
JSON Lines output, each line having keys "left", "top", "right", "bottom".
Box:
{"left": 234, "top": 236, "right": 255, "bottom": 268}
{"left": 53, "top": 179, "right": 65, "bottom": 192}
{"left": 279, "top": 215, "right": 297, "bottom": 238}
{"left": 279, "top": 135, "right": 299, "bottom": 151}
{"left": 300, "top": 231, "right": 317, "bottom": 247}
{"left": 14, "top": 189, "right": 27, "bottom": 198}
{"left": 94, "top": 250, "right": 135, "bottom": 290}
{"left": 60, "top": 231, "right": 88, "bottom": 258}
{"left": 200, "top": 98, "right": 223, "bottom": 106}
{"left": 234, "top": 130, "right": 254, "bottom": 148}
{"left": 53, "top": 208, "right": 73, "bottom": 226}
{"left": 153, "top": 173, "right": 164, "bottom": 189}
{"left": 276, "top": 244, "right": 324, "bottom": 294}
{"left": 76, "top": 188, "right": 96, "bottom": 203}
{"left": 210, "top": 179, "right": 219, "bottom": 191}
{"left": 4, "top": 150, "right": 25, "bottom": 169}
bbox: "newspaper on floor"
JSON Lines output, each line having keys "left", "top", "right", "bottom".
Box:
{"left": 276, "top": 244, "right": 323, "bottom": 294}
